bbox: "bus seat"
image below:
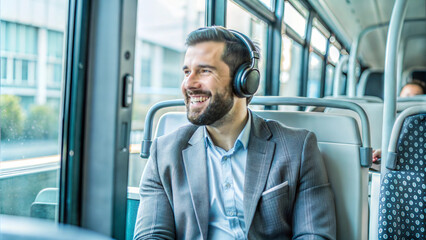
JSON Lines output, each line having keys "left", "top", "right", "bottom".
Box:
{"left": 357, "top": 71, "right": 384, "bottom": 100}
{"left": 397, "top": 95, "right": 426, "bottom": 113}
{"left": 325, "top": 102, "right": 383, "bottom": 150}
{"left": 378, "top": 105, "right": 426, "bottom": 239}
{"left": 30, "top": 188, "right": 58, "bottom": 220}
{"left": 151, "top": 110, "right": 368, "bottom": 240}
{"left": 126, "top": 187, "right": 139, "bottom": 240}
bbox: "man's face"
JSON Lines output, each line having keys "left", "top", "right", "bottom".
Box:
{"left": 181, "top": 41, "right": 234, "bottom": 126}
{"left": 400, "top": 84, "right": 424, "bottom": 97}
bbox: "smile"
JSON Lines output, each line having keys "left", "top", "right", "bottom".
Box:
{"left": 190, "top": 96, "right": 210, "bottom": 104}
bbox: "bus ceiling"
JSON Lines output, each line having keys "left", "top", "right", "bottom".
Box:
{"left": 308, "top": 0, "right": 426, "bottom": 73}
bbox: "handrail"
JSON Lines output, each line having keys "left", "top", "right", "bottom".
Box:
{"left": 386, "top": 105, "right": 426, "bottom": 170}
{"left": 250, "top": 96, "right": 371, "bottom": 147}
{"left": 140, "top": 97, "right": 372, "bottom": 167}
{"left": 388, "top": 105, "right": 426, "bottom": 153}
{"left": 381, "top": 0, "right": 408, "bottom": 175}
{"left": 333, "top": 55, "right": 349, "bottom": 97}
{"left": 140, "top": 99, "right": 185, "bottom": 158}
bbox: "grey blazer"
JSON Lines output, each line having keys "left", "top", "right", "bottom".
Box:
{"left": 134, "top": 113, "right": 336, "bottom": 240}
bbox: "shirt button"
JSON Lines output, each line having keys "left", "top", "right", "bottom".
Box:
{"left": 224, "top": 182, "right": 231, "bottom": 190}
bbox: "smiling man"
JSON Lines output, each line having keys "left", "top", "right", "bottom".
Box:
{"left": 134, "top": 26, "right": 336, "bottom": 240}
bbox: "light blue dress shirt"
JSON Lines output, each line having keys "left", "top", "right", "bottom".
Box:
{"left": 204, "top": 112, "right": 251, "bottom": 240}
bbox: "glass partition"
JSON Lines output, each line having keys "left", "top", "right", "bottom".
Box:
{"left": 0, "top": 0, "right": 68, "bottom": 221}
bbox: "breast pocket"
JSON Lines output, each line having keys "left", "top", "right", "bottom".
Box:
{"left": 261, "top": 181, "right": 289, "bottom": 201}
{"left": 255, "top": 181, "right": 290, "bottom": 236}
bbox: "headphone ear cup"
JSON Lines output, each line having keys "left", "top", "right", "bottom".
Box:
{"left": 233, "top": 63, "right": 260, "bottom": 98}
{"left": 243, "top": 68, "right": 260, "bottom": 96}
{"left": 233, "top": 63, "right": 249, "bottom": 98}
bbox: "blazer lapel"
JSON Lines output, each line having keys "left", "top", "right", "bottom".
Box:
{"left": 244, "top": 113, "right": 276, "bottom": 233}
{"left": 182, "top": 127, "right": 209, "bottom": 240}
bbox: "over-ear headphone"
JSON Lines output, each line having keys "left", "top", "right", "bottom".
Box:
{"left": 229, "top": 30, "right": 260, "bottom": 98}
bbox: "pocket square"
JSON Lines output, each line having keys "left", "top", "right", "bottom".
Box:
{"left": 262, "top": 181, "right": 289, "bottom": 196}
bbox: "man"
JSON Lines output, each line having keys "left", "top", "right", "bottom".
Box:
{"left": 134, "top": 26, "right": 336, "bottom": 240}
{"left": 399, "top": 79, "right": 426, "bottom": 97}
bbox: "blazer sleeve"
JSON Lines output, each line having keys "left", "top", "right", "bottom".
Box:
{"left": 292, "top": 132, "right": 337, "bottom": 240}
{"left": 133, "top": 139, "right": 175, "bottom": 240}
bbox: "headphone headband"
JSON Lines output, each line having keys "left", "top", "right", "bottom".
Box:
{"left": 228, "top": 30, "right": 259, "bottom": 69}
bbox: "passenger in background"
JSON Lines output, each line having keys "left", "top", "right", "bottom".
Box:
{"left": 372, "top": 79, "right": 426, "bottom": 164}
{"left": 134, "top": 26, "right": 336, "bottom": 240}
{"left": 399, "top": 79, "right": 426, "bottom": 97}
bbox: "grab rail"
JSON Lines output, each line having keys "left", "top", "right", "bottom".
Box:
{"left": 140, "top": 97, "right": 372, "bottom": 167}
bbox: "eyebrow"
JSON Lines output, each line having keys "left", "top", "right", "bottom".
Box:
{"left": 182, "top": 64, "right": 217, "bottom": 71}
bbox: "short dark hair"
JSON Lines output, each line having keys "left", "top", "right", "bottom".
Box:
{"left": 185, "top": 26, "right": 258, "bottom": 104}
{"left": 405, "top": 79, "right": 426, "bottom": 94}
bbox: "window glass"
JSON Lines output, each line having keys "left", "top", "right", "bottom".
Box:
{"left": 310, "top": 27, "right": 327, "bottom": 55}
{"left": 259, "top": 0, "right": 273, "bottom": 11}
{"left": 279, "top": 35, "right": 302, "bottom": 110}
{"left": 307, "top": 52, "right": 323, "bottom": 97}
{"left": 227, "top": 0, "right": 268, "bottom": 96}
{"left": 128, "top": 0, "right": 206, "bottom": 188}
{"left": 0, "top": 0, "right": 68, "bottom": 221}
{"left": 328, "top": 44, "right": 340, "bottom": 64}
{"left": 284, "top": 1, "right": 307, "bottom": 38}
{"left": 1, "top": 57, "right": 7, "bottom": 79}
{"left": 47, "top": 30, "right": 64, "bottom": 58}
{"left": 325, "top": 64, "right": 335, "bottom": 96}
{"left": 280, "top": 35, "right": 302, "bottom": 96}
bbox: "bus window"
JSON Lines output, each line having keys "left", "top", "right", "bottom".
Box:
{"left": 259, "top": 0, "right": 274, "bottom": 11}
{"left": 284, "top": 1, "right": 308, "bottom": 39}
{"left": 325, "top": 64, "right": 335, "bottom": 96}
{"left": 307, "top": 52, "right": 323, "bottom": 98}
{"left": 279, "top": 35, "right": 303, "bottom": 99}
{"left": 279, "top": 35, "right": 303, "bottom": 111}
{"left": 227, "top": 0, "right": 268, "bottom": 96}
{"left": 128, "top": 0, "right": 206, "bottom": 187}
{"left": 325, "top": 44, "right": 340, "bottom": 96}
{"left": 0, "top": 0, "right": 68, "bottom": 220}
{"left": 311, "top": 27, "right": 327, "bottom": 55}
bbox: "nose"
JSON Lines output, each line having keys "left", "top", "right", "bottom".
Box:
{"left": 182, "top": 72, "right": 201, "bottom": 90}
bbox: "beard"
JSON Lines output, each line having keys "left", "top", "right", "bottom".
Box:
{"left": 185, "top": 86, "right": 234, "bottom": 126}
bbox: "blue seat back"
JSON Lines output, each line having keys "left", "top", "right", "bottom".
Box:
{"left": 378, "top": 111, "right": 426, "bottom": 239}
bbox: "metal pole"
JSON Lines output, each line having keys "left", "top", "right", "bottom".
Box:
{"left": 356, "top": 69, "right": 372, "bottom": 97}
{"left": 333, "top": 55, "right": 349, "bottom": 97}
{"left": 381, "top": 0, "right": 408, "bottom": 175}
{"left": 397, "top": 40, "right": 405, "bottom": 94}
{"left": 347, "top": 34, "right": 361, "bottom": 97}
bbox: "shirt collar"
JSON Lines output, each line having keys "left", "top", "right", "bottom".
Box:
{"left": 204, "top": 110, "right": 252, "bottom": 151}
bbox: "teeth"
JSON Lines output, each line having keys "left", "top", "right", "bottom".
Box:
{"left": 190, "top": 96, "right": 209, "bottom": 103}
